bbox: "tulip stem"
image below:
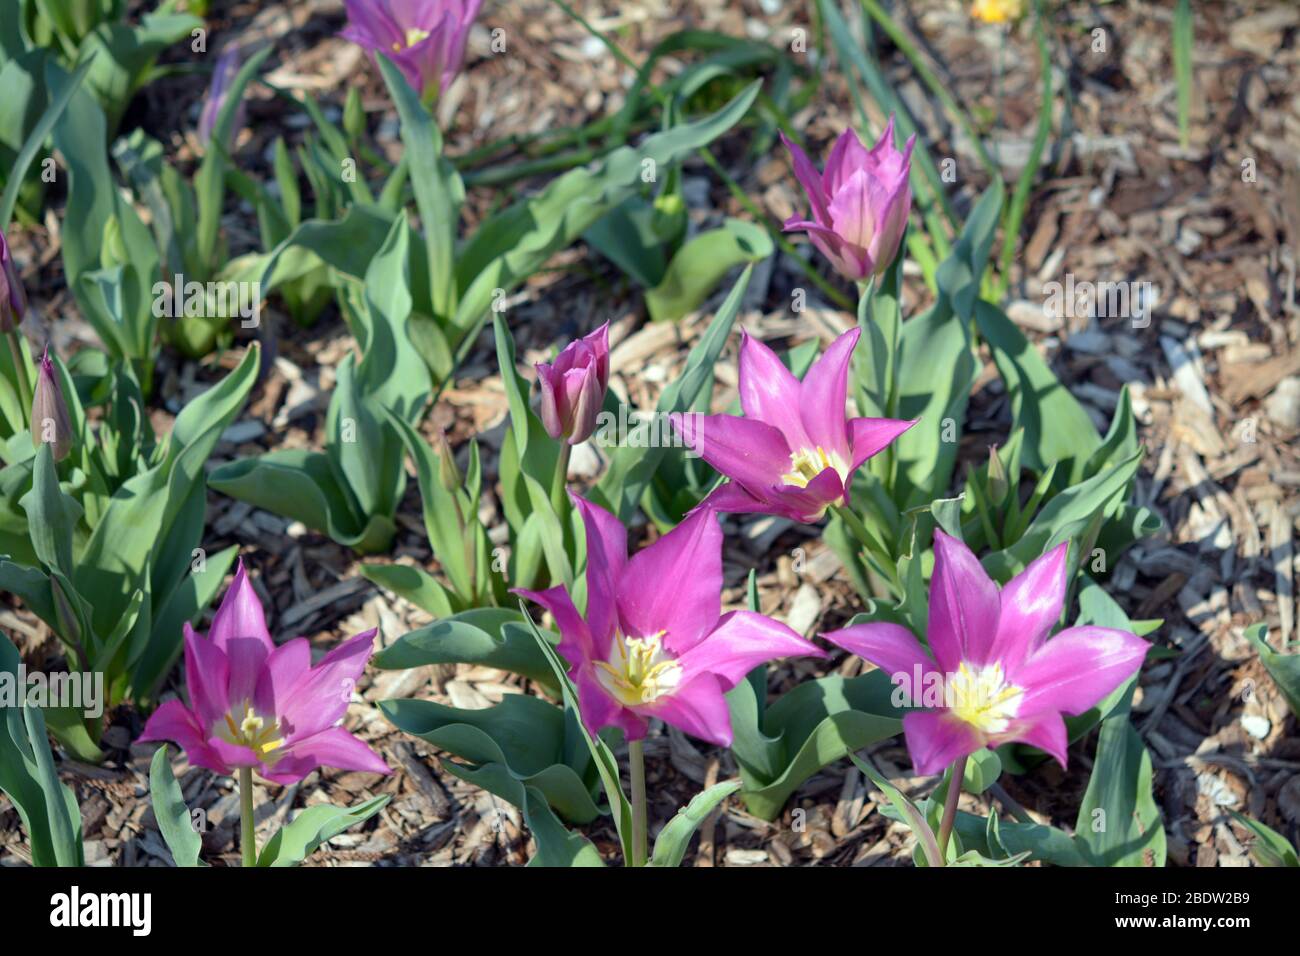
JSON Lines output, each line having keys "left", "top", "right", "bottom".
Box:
{"left": 830, "top": 505, "right": 898, "bottom": 596}
{"left": 239, "top": 766, "right": 257, "bottom": 868}
{"left": 628, "top": 739, "right": 648, "bottom": 867}
{"left": 937, "top": 755, "right": 966, "bottom": 864}
{"left": 5, "top": 332, "right": 31, "bottom": 429}
{"left": 550, "top": 442, "right": 572, "bottom": 516}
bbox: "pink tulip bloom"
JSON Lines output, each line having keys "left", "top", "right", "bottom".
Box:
{"left": 515, "top": 496, "right": 825, "bottom": 747}
{"left": 341, "top": 0, "right": 483, "bottom": 101}
{"left": 140, "top": 561, "right": 391, "bottom": 785}
{"left": 781, "top": 117, "right": 915, "bottom": 281}
{"left": 536, "top": 322, "right": 610, "bottom": 445}
{"left": 824, "top": 532, "right": 1150, "bottom": 775}
{"left": 670, "top": 328, "right": 915, "bottom": 523}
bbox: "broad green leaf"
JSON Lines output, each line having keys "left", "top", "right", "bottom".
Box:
{"left": 1245, "top": 623, "right": 1300, "bottom": 718}
{"left": 973, "top": 299, "right": 1101, "bottom": 480}
{"left": 1230, "top": 811, "right": 1299, "bottom": 867}
{"left": 148, "top": 746, "right": 205, "bottom": 867}
{"left": 1075, "top": 689, "right": 1165, "bottom": 867}
{"left": 0, "top": 633, "right": 83, "bottom": 867}
{"left": 644, "top": 219, "right": 772, "bottom": 322}
{"left": 451, "top": 82, "right": 760, "bottom": 358}
{"left": 738, "top": 671, "right": 904, "bottom": 821}
{"left": 373, "top": 609, "right": 559, "bottom": 692}
{"left": 522, "top": 786, "right": 606, "bottom": 867}
{"left": 376, "top": 54, "right": 463, "bottom": 324}
{"left": 591, "top": 263, "right": 751, "bottom": 524}
{"left": 380, "top": 695, "right": 600, "bottom": 823}
{"left": 359, "top": 563, "right": 455, "bottom": 619}
{"left": 648, "top": 779, "right": 740, "bottom": 867}
{"left": 256, "top": 795, "right": 390, "bottom": 867}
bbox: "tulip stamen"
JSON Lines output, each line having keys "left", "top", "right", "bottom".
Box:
{"left": 782, "top": 446, "right": 845, "bottom": 489}
{"left": 220, "top": 702, "right": 288, "bottom": 763}
{"left": 948, "top": 662, "right": 1023, "bottom": 734}
{"left": 595, "top": 631, "right": 683, "bottom": 706}
{"left": 394, "top": 27, "right": 431, "bottom": 51}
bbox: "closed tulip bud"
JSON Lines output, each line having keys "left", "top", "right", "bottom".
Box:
{"left": 434, "top": 429, "right": 463, "bottom": 492}
{"left": 198, "top": 47, "right": 247, "bottom": 150}
{"left": 780, "top": 117, "right": 915, "bottom": 282}
{"left": 32, "top": 347, "right": 73, "bottom": 462}
{"left": 0, "top": 228, "right": 28, "bottom": 334}
{"left": 987, "top": 445, "right": 1008, "bottom": 503}
{"left": 536, "top": 322, "right": 610, "bottom": 446}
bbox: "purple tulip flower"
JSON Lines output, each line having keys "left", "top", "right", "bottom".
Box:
{"left": 0, "top": 228, "right": 27, "bottom": 333}
{"left": 670, "top": 328, "right": 915, "bottom": 523}
{"left": 824, "top": 532, "right": 1150, "bottom": 775}
{"left": 341, "top": 0, "right": 483, "bottom": 102}
{"left": 536, "top": 322, "right": 610, "bottom": 445}
{"left": 516, "top": 496, "right": 825, "bottom": 747}
{"left": 198, "top": 47, "right": 246, "bottom": 149}
{"left": 781, "top": 117, "right": 915, "bottom": 281}
{"left": 140, "top": 560, "right": 391, "bottom": 785}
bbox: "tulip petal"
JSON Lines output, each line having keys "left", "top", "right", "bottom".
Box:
{"left": 783, "top": 217, "right": 873, "bottom": 280}
{"left": 990, "top": 542, "right": 1068, "bottom": 666}
{"left": 1000, "top": 711, "right": 1069, "bottom": 769}
{"left": 848, "top": 417, "right": 917, "bottom": 471}
{"left": 265, "top": 726, "right": 391, "bottom": 784}
{"left": 829, "top": 167, "right": 899, "bottom": 253}
{"left": 1012, "top": 626, "right": 1149, "bottom": 718}
{"left": 901, "top": 710, "right": 985, "bottom": 776}
{"left": 642, "top": 673, "right": 733, "bottom": 747}
{"left": 574, "top": 665, "right": 646, "bottom": 741}
{"left": 514, "top": 584, "right": 594, "bottom": 669}
{"left": 778, "top": 131, "right": 832, "bottom": 227}
{"left": 927, "top": 530, "right": 1001, "bottom": 671}
{"left": 183, "top": 623, "right": 230, "bottom": 730}
{"left": 823, "top": 621, "right": 939, "bottom": 700}
{"left": 798, "top": 327, "right": 859, "bottom": 462}
{"left": 620, "top": 507, "right": 722, "bottom": 654}
{"left": 208, "top": 560, "right": 276, "bottom": 661}
{"left": 679, "top": 610, "right": 825, "bottom": 689}
{"left": 275, "top": 630, "right": 377, "bottom": 741}
{"left": 823, "top": 127, "right": 871, "bottom": 196}
{"left": 252, "top": 636, "right": 311, "bottom": 722}
{"left": 571, "top": 494, "right": 626, "bottom": 655}
{"left": 138, "top": 700, "right": 232, "bottom": 776}
{"left": 670, "top": 412, "right": 793, "bottom": 493}
{"left": 737, "top": 330, "right": 811, "bottom": 450}
{"left": 699, "top": 480, "right": 768, "bottom": 516}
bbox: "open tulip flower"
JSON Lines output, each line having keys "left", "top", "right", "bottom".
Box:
{"left": 516, "top": 495, "right": 825, "bottom": 748}
{"left": 342, "top": 0, "right": 483, "bottom": 103}
{"left": 824, "top": 531, "right": 1150, "bottom": 775}
{"left": 671, "top": 328, "right": 915, "bottom": 523}
{"left": 780, "top": 116, "right": 915, "bottom": 281}
{"left": 140, "top": 560, "right": 391, "bottom": 785}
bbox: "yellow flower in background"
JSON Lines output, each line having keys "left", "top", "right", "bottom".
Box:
{"left": 972, "top": 0, "right": 1025, "bottom": 24}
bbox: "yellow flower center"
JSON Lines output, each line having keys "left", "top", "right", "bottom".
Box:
{"left": 594, "top": 631, "right": 683, "bottom": 706}
{"left": 781, "top": 446, "right": 845, "bottom": 488}
{"left": 393, "top": 27, "right": 431, "bottom": 51}
{"left": 971, "top": 0, "right": 1024, "bottom": 24}
{"left": 219, "top": 702, "right": 287, "bottom": 763}
{"left": 948, "top": 662, "right": 1023, "bottom": 734}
